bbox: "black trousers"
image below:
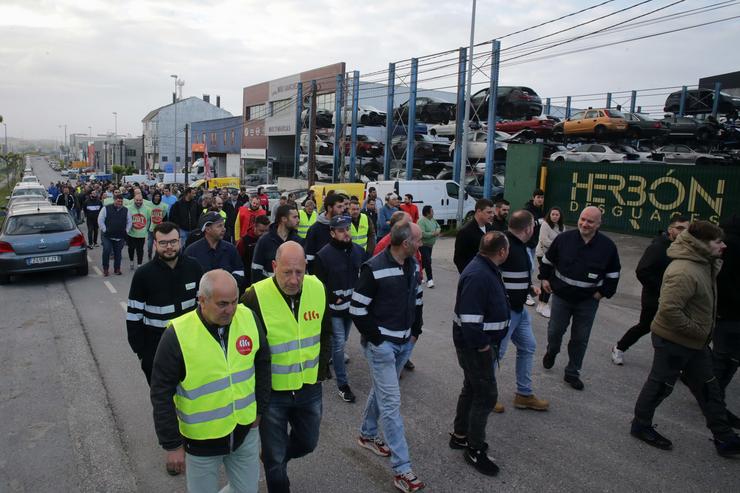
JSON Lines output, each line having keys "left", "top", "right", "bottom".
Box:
{"left": 713, "top": 319, "right": 740, "bottom": 400}
{"left": 86, "top": 219, "right": 99, "bottom": 245}
{"left": 616, "top": 296, "right": 658, "bottom": 352}
{"left": 419, "top": 245, "right": 433, "bottom": 281}
{"left": 536, "top": 257, "right": 550, "bottom": 303}
{"left": 127, "top": 236, "right": 145, "bottom": 264}
{"left": 633, "top": 334, "right": 733, "bottom": 440}
{"left": 453, "top": 346, "right": 497, "bottom": 450}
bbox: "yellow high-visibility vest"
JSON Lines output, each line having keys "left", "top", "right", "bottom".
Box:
{"left": 171, "top": 306, "right": 259, "bottom": 440}
{"left": 297, "top": 209, "right": 317, "bottom": 239}
{"left": 351, "top": 213, "right": 369, "bottom": 250}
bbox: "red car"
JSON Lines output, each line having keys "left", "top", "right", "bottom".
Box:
{"left": 496, "top": 117, "right": 554, "bottom": 136}
{"left": 344, "top": 134, "right": 384, "bottom": 158}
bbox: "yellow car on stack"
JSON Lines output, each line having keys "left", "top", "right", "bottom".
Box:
{"left": 562, "top": 108, "right": 628, "bottom": 137}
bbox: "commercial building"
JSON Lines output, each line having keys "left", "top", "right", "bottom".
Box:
{"left": 190, "top": 116, "right": 242, "bottom": 178}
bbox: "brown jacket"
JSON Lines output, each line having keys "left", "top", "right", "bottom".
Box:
{"left": 651, "top": 231, "right": 722, "bottom": 349}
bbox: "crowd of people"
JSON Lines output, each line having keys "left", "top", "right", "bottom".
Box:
{"left": 51, "top": 176, "right": 740, "bottom": 492}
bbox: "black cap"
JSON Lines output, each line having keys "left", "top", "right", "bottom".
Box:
{"left": 198, "top": 212, "right": 224, "bottom": 232}
{"left": 330, "top": 215, "right": 351, "bottom": 230}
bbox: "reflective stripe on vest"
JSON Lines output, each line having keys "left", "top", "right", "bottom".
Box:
{"left": 172, "top": 306, "right": 260, "bottom": 440}
{"left": 253, "top": 275, "right": 326, "bottom": 391}
{"left": 297, "top": 210, "right": 317, "bottom": 239}
{"left": 351, "top": 213, "right": 369, "bottom": 249}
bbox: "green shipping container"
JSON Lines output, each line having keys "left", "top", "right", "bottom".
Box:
{"left": 545, "top": 162, "right": 740, "bottom": 236}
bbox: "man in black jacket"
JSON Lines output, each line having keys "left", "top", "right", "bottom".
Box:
{"left": 150, "top": 269, "right": 270, "bottom": 487}
{"left": 83, "top": 190, "right": 103, "bottom": 248}
{"left": 169, "top": 187, "right": 199, "bottom": 247}
{"left": 611, "top": 216, "right": 689, "bottom": 365}
{"left": 251, "top": 204, "right": 301, "bottom": 282}
{"left": 454, "top": 198, "right": 494, "bottom": 273}
{"left": 491, "top": 199, "right": 510, "bottom": 232}
{"left": 305, "top": 192, "right": 346, "bottom": 272}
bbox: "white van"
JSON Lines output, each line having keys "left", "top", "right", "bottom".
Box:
{"left": 366, "top": 180, "right": 477, "bottom": 225}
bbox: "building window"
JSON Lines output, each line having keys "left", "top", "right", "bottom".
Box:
{"left": 223, "top": 131, "right": 227, "bottom": 145}
{"left": 231, "top": 130, "right": 235, "bottom": 145}
{"left": 271, "top": 98, "right": 292, "bottom": 117}
{"left": 211, "top": 132, "right": 216, "bottom": 145}
{"left": 202, "top": 132, "right": 206, "bottom": 144}
{"left": 162, "top": 156, "right": 168, "bottom": 162}
{"left": 247, "top": 103, "right": 267, "bottom": 121}
{"left": 176, "top": 156, "right": 180, "bottom": 162}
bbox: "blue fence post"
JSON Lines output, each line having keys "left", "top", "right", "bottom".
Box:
{"left": 565, "top": 96, "right": 572, "bottom": 119}
{"left": 453, "top": 47, "right": 467, "bottom": 183}
{"left": 405, "top": 58, "right": 418, "bottom": 181}
{"left": 630, "top": 90, "right": 637, "bottom": 113}
{"left": 484, "top": 40, "right": 501, "bottom": 199}
{"left": 383, "top": 63, "right": 395, "bottom": 179}
{"left": 712, "top": 81, "right": 722, "bottom": 117}
{"left": 332, "top": 73, "right": 344, "bottom": 182}
{"left": 544, "top": 97, "right": 551, "bottom": 116}
{"left": 606, "top": 92, "right": 612, "bottom": 109}
{"left": 349, "top": 70, "right": 360, "bottom": 182}
{"left": 679, "top": 85, "right": 687, "bottom": 116}
{"left": 293, "top": 82, "right": 303, "bottom": 178}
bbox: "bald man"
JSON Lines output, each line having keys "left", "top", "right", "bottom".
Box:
{"left": 242, "top": 241, "right": 331, "bottom": 493}
{"left": 539, "top": 206, "right": 621, "bottom": 390}
{"left": 150, "top": 269, "right": 270, "bottom": 489}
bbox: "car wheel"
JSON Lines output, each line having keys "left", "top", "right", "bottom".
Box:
{"left": 420, "top": 110, "right": 431, "bottom": 123}
{"left": 696, "top": 158, "right": 710, "bottom": 166}
{"left": 77, "top": 261, "right": 89, "bottom": 276}
{"left": 360, "top": 115, "right": 368, "bottom": 125}
{"left": 0, "top": 273, "right": 9, "bottom": 284}
{"left": 628, "top": 127, "right": 640, "bottom": 139}
{"left": 594, "top": 125, "right": 607, "bottom": 137}
{"left": 554, "top": 157, "right": 565, "bottom": 164}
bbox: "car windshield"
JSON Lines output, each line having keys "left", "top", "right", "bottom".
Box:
{"left": 12, "top": 188, "right": 47, "bottom": 197}
{"left": 4, "top": 212, "right": 75, "bottom": 235}
{"left": 604, "top": 109, "right": 626, "bottom": 118}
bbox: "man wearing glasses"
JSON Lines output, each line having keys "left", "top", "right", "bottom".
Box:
{"left": 611, "top": 215, "right": 691, "bottom": 365}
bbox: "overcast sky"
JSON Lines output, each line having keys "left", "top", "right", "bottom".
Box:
{"left": 1, "top": 0, "right": 738, "bottom": 140}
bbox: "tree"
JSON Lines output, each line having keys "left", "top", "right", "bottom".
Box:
{"left": 111, "top": 165, "right": 124, "bottom": 185}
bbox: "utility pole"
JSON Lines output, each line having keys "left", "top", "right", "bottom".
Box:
{"left": 184, "top": 123, "right": 189, "bottom": 185}
{"left": 58, "top": 124, "right": 68, "bottom": 162}
{"left": 457, "top": 0, "right": 476, "bottom": 225}
{"left": 307, "top": 79, "right": 318, "bottom": 186}
{"left": 171, "top": 74, "right": 178, "bottom": 183}
{"left": 113, "top": 111, "right": 118, "bottom": 137}
{"left": 120, "top": 139, "right": 124, "bottom": 167}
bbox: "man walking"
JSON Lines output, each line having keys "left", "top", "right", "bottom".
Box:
{"left": 169, "top": 187, "right": 199, "bottom": 246}
{"left": 314, "top": 215, "right": 364, "bottom": 403}
{"left": 150, "top": 269, "right": 271, "bottom": 489}
{"left": 399, "top": 194, "right": 419, "bottom": 223}
{"left": 611, "top": 216, "right": 689, "bottom": 365}
{"left": 540, "top": 206, "right": 621, "bottom": 390}
{"left": 630, "top": 221, "right": 740, "bottom": 457}
{"left": 251, "top": 204, "right": 302, "bottom": 282}
{"left": 98, "top": 193, "right": 131, "bottom": 276}
{"left": 376, "top": 193, "right": 400, "bottom": 239}
{"left": 305, "top": 193, "right": 346, "bottom": 272}
{"left": 417, "top": 205, "right": 440, "bottom": 288}
{"left": 83, "top": 190, "right": 102, "bottom": 248}
{"left": 126, "top": 194, "right": 151, "bottom": 271}
{"left": 350, "top": 221, "right": 425, "bottom": 493}
{"left": 449, "top": 231, "right": 510, "bottom": 476}
{"left": 297, "top": 200, "right": 317, "bottom": 240}
{"left": 349, "top": 198, "right": 376, "bottom": 257}
{"left": 235, "top": 195, "right": 267, "bottom": 243}
{"left": 237, "top": 215, "right": 270, "bottom": 289}
{"left": 491, "top": 199, "right": 510, "bottom": 232}
{"left": 453, "top": 198, "right": 494, "bottom": 273}
{"left": 184, "top": 212, "right": 245, "bottom": 288}
{"left": 127, "top": 222, "right": 203, "bottom": 386}
{"left": 242, "top": 241, "right": 331, "bottom": 493}
{"left": 147, "top": 191, "right": 169, "bottom": 260}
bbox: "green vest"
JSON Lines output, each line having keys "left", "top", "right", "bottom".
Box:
{"left": 203, "top": 208, "right": 228, "bottom": 221}
{"left": 103, "top": 197, "right": 114, "bottom": 206}
{"left": 351, "top": 213, "right": 369, "bottom": 250}
{"left": 172, "top": 307, "right": 260, "bottom": 440}
{"left": 127, "top": 205, "right": 151, "bottom": 238}
{"left": 297, "top": 209, "right": 317, "bottom": 239}
{"left": 148, "top": 202, "right": 169, "bottom": 231}
{"left": 253, "top": 276, "right": 325, "bottom": 391}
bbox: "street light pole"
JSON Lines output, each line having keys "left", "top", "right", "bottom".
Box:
{"left": 457, "top": 0, "right": 476, "bottom": 224}
{"left": 2, "top": 122, "right": 7, "bottom": 154}
{"left": 171, "top": 74, "right": 178, "bottom": 182}
{"left": 113, "top": 112, "right": 118, "bottom": 137}
{"left": 58, "top": 124, "right": 68, "bottom": 162}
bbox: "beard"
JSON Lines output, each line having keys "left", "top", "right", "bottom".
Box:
{"left": 157, "top": 249, "right": 179, "bottom": 262}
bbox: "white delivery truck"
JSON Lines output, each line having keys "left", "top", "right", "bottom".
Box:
{"left": 365, "top": 179, "right": 477, "bottom": 225}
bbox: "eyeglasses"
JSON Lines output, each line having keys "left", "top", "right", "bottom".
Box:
{"left": 157, "top": 239, "right": 180, "bottom": 247}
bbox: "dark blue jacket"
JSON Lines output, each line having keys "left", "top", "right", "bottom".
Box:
{"left": 314, "top": 239, "right": 364, "bottom": 317}
{"left": 250, "top": 224, "right": 302, "bottom": 283}
{"left": 540, "top": 229, "right": 621, "bottom": 302}
{"left": 184, "top": 238, "right": 245, "bottom": 288}
{"left": 453, "top": 254, "right": 510, "bottom": 349}
{"left": 304, "top": 213, "right": 331, "bottom": 272}
{"left": 500, "top": 231, "right": 532, "bottom": 312}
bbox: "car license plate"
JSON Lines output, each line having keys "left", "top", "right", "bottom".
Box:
{"left": 27, "top": 255, "right": 61, "bottom": 265}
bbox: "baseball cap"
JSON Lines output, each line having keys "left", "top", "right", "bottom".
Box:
{"left": 330, "top": 215, "right": 351, "bottom": 230}
{"left": 198, "top": 212, "right": 224, "bottom": 232}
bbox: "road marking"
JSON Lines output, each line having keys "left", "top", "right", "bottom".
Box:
{"left": 120, "top": 301, "right": 127, "bottom": 312}
{"left": 93, "top": 266, "right": 103, "bottom": 276}
{"left": 87, "top": 254, "right": 92, "bottom": 263}
{"left": 104, "top": 281, "right": 117, "bottom": 294}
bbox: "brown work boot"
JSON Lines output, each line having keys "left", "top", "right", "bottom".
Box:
{"left": 493, "top": 402, "right": 505, "bottom": 413}
{"left": 514, "top": 393, "right": 549, "bottom": 411}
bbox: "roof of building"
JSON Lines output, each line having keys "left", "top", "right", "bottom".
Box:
{"left": 142, "top": 96, "right": 229, "bottom": 123}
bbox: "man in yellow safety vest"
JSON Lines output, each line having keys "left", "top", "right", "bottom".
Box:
{"left": 349, "top": 197, "right": 376, "bottom": 257}
{"left": 242, "top": 241, "right": 331, "bottom": 493}
{"left": 297, "top": 200, "right": 317, "bottom": 239}
{"left": 150, "top": 269, "right": 271, "bottom": 491}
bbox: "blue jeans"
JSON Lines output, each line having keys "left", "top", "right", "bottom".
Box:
{"left": 179, "top": 228, "right": 190, "bottom": 249}
{"left": 146, "top": 230, "right": 155, "bottom": 259}
{"left": 360, "top": 339, "right": 413, "bottom": 475}
{"left": 185, "top": 428, "right": 260, "bottom": 493}
{"left": 101, "top": 235, "right": 124, "bottom": 272}
{"left": 331, "top": 316, "right": 353, "bottom": 388}
{"left": 260, "top": 383, "right": 322, "bottom": 493}
{"left": 498, "top": 309, "right": 536, "bottom": 395}
{"left": 546, "top": 294, "right": 600, "bottom": 378}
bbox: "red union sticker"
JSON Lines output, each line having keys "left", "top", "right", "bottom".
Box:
{"left": 302, "top": 310, "right": 320, "bottom": 321}
{"left": 235, "top": 335, "right": 253, "bottom": 356}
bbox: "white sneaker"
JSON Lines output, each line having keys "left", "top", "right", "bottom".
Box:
{"left": 541, "top": 304, "right": 551, "bottom": 318}
{"left": 535, "top": 302, "right": 544, "bottom": 314}
{"left": 611, "top": 346, "right": 624, "bottom": 365}
{"left": 426, "top": 279, "right": 434, "bottom": 288}
{"left": 525, "top": 294, "right": 536, "bottom": 306}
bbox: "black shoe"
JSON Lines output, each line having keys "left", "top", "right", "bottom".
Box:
{"left": 166, "top": 465, "right": 181, "bottom": 476}
{"left": 727, "top": 409, "right": 740, "bottom": 430}
{"left": 564, "top": 374, "right": 584, "bottom": 390}
{"left": 87, "top": 245, "right": 94, "bottom": 250}
{"left": 338, "top": 384, "right": 356, "bottom": 403}
{"left": 715, "top": 434, "right": 740, "bottom": 457}
{"left": 464, "top": 446, "right": 499, "bottom": 476}
{"left": 449, "top": 433, "right": 468, "bottom": 450}
{"left": 630, "top": 422, "right": 673, "bottom": 450}
{"left": 404, "top": 359, "right": 415, "bottom": 371}
{"left": 542, "top": 352, "right": 555, "bottom": 369}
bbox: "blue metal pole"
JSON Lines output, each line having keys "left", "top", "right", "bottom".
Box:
{"left": 544, "top": 97, "right": 551, "bottom": 116}
{"left": 383, "top": 63, "right": 395, "bottom": 179}
{"left": 606, "top": 92, "right": 612, "bottom": 109}
{"left": 332, "top": 74, "right": 344, "bottom": 182}
{"left": 293, "top": 82, "right": 303, "bottom": 178}
{"left": 565, "top": 96, "right": 572, "bottom": 119}
{"left": 350, "top": 70, "right": 360, "bottom": 182}
{"left": 484, "top": 40, "right": 500, "bottom": 199}
{"left": 405, "top": 58, "right": 418, "bottom": 181}
{"left": 679, "top": 85, "right": 687, "bottom": 116}
{"left": 712, "top": 81, "right": 722, "bottom": 117}
{"left": 453, "top": 48, "right": 466, "bottom": 183}
{"left": 630, "top": 90, "right": 637, "bottom": 113}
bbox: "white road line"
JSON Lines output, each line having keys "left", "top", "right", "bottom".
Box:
{"left": 103, "top": 281, "right": 117, "bottom": 294}
{"left": 93, "top": 266, "right": 103, "bottom": 276}
{"left": 120, "top": 301, "right": 127, "bottom": 312}
{"left": 87, "top": 254, "right": 92, "bottom": 263}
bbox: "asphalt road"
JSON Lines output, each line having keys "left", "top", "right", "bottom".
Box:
{"left": 1, "top": 157, "right": 738, "bottom": 492}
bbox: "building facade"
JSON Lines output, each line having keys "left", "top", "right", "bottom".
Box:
{"left": 191, "top": 116, "right": 243, "bottom": 178}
